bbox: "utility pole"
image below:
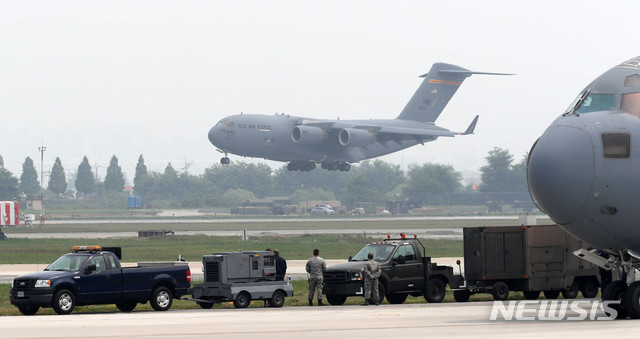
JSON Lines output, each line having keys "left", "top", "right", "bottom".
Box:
{"left": 38, "top": 143, "right": 46, "bottom": 227}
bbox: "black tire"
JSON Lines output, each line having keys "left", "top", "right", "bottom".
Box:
{"left": 386, "top": 293, "right": 408, "bottom": 304}
{"left": 18, "top": 305, "right": 39, "bottom": 315}
{"left": 425, "top": 278, "right": 446, "bottom": 303}
{"left": 623, "top": 281, "right": 640, "bottom": 319}
{"left": 523, "top": 291, "right": 540, "bottom": 300}
{"left": 150, "top": 286, "right": 173, "bottom": 311}
{"left": 197, "top": 299, "right": 214, "bottom": 309}
{"left": 453, "top": 290, "right": 471, "bottom": 302}
{"left": 233, "top": 291, "right": 251, "bottom": 308}
{"left": 580, "top": 278, "right": 599, "bottom": 298}
{"left": 52, "top": 289, "right": 75, "bottom": 315}
{"left": 374, "top": 282, "right": 386, "bottom": 304}
{"left": 491, "top": 281, "right": 509, "bottom": 301}
{"left": 115, "top": 302, "right": 137, "bottom": 312}
{"left": 270, "top": 290, "right": 286, "bottom": 308}
{"left": 602, "top": 280, "right": 627, "bottom": 319}
{"left": 543, "top": 290, "right": 560, "bottom": 299}
{"left": 562, "top": 282, "right": 579, "bottom": 299}
{"left": 326, "top": 294, "right": 347, "bottom": 306}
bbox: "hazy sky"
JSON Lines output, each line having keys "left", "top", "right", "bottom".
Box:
{"left": 1, "top": 0, "right": 639, "bottom": 184}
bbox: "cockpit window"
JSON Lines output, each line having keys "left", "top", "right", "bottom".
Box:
{"left": 602, "top": 133, "right": 630, "bottom": 158}
{"left": 625, "top": 74, "right": 640, "bottom": 87}
{"left": 621, "top": 93, "right": 640, "bottom": 118}
{"left": 224, "top": 121, "right": 235, "bottom": 128}
{"left": 576, "top": 94, "right": 618, "bottom": 114}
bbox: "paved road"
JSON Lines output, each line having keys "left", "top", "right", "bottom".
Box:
{"left": 0, "top": 301, "right": 633, "bottom": 338}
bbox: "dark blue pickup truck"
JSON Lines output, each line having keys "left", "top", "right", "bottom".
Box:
{"left": 10, "top": 246, "right": 191, "bottom": 315}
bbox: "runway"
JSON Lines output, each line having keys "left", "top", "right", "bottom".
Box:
{"left": 0, "top": 301, "right": 634, "bottom": 338}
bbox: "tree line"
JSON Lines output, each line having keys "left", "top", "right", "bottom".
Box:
{"left": 0, "top": 148, "right": 528, "bottom": 209}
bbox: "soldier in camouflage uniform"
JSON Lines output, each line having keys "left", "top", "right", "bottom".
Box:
{"left": 306, "top": 248, "right": 327, "bottom": 306}
{"left": 362, "top": 252, "right": 382, "bottom": 306}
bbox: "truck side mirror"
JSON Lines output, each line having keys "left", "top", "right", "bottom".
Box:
{"left": 397, "top": 255, "right": 406, "bottom": 265}
{"left": 84, "top": 264, "right": 97, "bottom": 274}
{"left": 348, "top": 256, "right": 352, "bottom": 262}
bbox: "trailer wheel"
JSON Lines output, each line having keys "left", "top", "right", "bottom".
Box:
{"left": 52, "top": 289, "right": 75, "bottom": 314}
{"left": 562, "top": 282, "right": 579, "bottom": 299}
{"left": 543, "top": 290, "right": 560, "bottom": 299}
{"left": 270, "top": 290, "right": 286, "bottom": 308}
{"left": 116, "top": 302, "right": 137, "bottom": 312}
{"left": 18, "top": 305, "right": 39, "bottom": 315}
{"left": 386, "top": 293, "right": 408, "bottom": 304}
{"left": 453, "top": 290, "right": 471, "bottom": 302}
{"left": 523, "top": 291, "right": 540, "bottom": 300}
{"left": 491, "top": 281, "right": 509, "bottom": 301}
{"left": 197, "top": 298, "right": 214, "bottom": 309}
{"left": 150, "top": 286, "right": 173, "bottom": 311}
{"left": 580, "top": 278, "right": 599, "bottom": 298}
{"left": 602, "top": 280, "right": 627, "bottom": 319}
{"left": 233, "top": 291, "right": 251, "bottom": 308}
{"left": 425, "top": 278, "right": 446, "bottom": 303}
{"left": 326, "top": 294, "right": 347, "bottom": 305}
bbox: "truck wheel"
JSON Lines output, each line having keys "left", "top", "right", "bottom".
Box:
{"left": 562, "top": 282, "right": 579, "bottom": 299}
{"left": 52, "top": 289, "right": 75, "bottom": 314}
{"left": 386, "top": 293, "right": 408, "bottom": 304}
{"left": 326, "top": 294, "right": 347, "bottom": 305}
{"left": 233, "top": 291, "right": 251, "bottom": 308}
{"left": 425, "top": 278, "right": 446, "bottom": 303}
{"left": 543, "top": 290, "right": 560, "bottom": 299}
{"left": 270, "top": 290, "right": 286, "bottom": 308}
{"left": 523, "top": 291, "right": 540, "bottom": 300}
{"left": 491, "top": 281, "right": 509, "bottom": 301}
{"left": 18, "top": 305, "right": 39, "bottom": 315}
{"left": 453, "top": 290, "right": 471, "bottom": 302}
{"left": 150, "top": 286, "right": 173, "bottom": 311}
{"left": 116, "top": 302, "right": 137, "bottom": 312}
{"left": 580, "top": 278, "right": 599, "bottom": 298}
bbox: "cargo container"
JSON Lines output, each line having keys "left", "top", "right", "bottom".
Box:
{"left": 454, "top": 224, "right": 600, "bottom": 301}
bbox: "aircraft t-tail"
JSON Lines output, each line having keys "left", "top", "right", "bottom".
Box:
{"left": 208, "top": 62, "right": 510, "bottom": 172}
{"left": 527, "top": 55, "right": 640, "bottom": 319}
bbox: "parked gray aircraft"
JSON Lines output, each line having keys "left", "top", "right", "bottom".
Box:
{"left": 527, "top": 55, "right": 640, "bottom": 319}
{"left": 208, "top": 62, "right": 509, "bottom": 172}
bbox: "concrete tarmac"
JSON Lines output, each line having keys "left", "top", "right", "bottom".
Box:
{"left": 0, "top": 301, "right": 635, "bottom": 338}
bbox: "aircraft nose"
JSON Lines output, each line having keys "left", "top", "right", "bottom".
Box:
{"left": 208, "top": 126, "right": 218, "bottom": 146}
{"left": 527, "top": 125, "right": 595, "bottom": 224}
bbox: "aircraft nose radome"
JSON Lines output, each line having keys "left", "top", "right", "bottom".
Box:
{"left": 527, "top": 125, "right": 595, "bottom": 225}
{"left": 208, "top": 126, "right": 218, "bottom": 146}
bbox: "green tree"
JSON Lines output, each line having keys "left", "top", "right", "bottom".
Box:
{"left": 221, "top": 188, "right": 255, "bottom": 207}
{"left": 272, "top": 165, "right": 349, "bottom": 198}
{"left": 75, "top": 156, "right": 95, "bottom": 196}
{"left": 104, "top": 155, "right": 125, "bottom": 192}
{"left": 155, "top": 163, "right": 180, "bottom": 196}
{"left": 0, "top": 167, "right": 20, "bottom": 200}
{"left": 203, "top": 162, "right": 274, "bottom": 197}
{"left": 290, "top": 187, "right": 336, "bottom": 204}
{"left": 48, "top": 157, "right": 68, "bottom": 195}
{"left": 480, "top": 148, "right": 519, "bottom": 192}
{"left": 133, "top": 155, "right": 153, "bottom": 196}
{"left": 402, "top": 163, "right": 462, "bottom": 205}
{"left": 20, "top": 157, "right": 40, "bottom": 197}
{"left": 342, "top": 174, "right": 378, "bottom": 207}
{"left": 352, "top": 160, "right": 405, "bottom": 195}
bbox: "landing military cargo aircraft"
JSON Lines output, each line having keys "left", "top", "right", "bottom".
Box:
{"left": 208, "top": 62, "right": 510, "bottom": 172}
{"left": 527, "top": 55, "right": 640, "bottom": 319}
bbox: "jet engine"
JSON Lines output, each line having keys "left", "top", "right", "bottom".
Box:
{"left": 338, "top": 128, "right": 374, "bottom": 147}
{"left": 291, "top": 126, "right": 325, "bottom": 144}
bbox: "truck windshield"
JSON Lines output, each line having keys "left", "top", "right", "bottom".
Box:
{"left": 351, "top": 244, "right": 395, "bottom": 262}
{"left": 45, "top": 254, "right": 89, "bottom": 272}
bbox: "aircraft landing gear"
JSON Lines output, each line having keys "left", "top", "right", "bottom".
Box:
{"left": 220, "top": 157, "right": 230, "bottom": 165}
{"left": 320, "top": 161, "right": 351, "bottom": 172}
{"left": 287, "top": 161, "right": 316, "bottom": 172}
